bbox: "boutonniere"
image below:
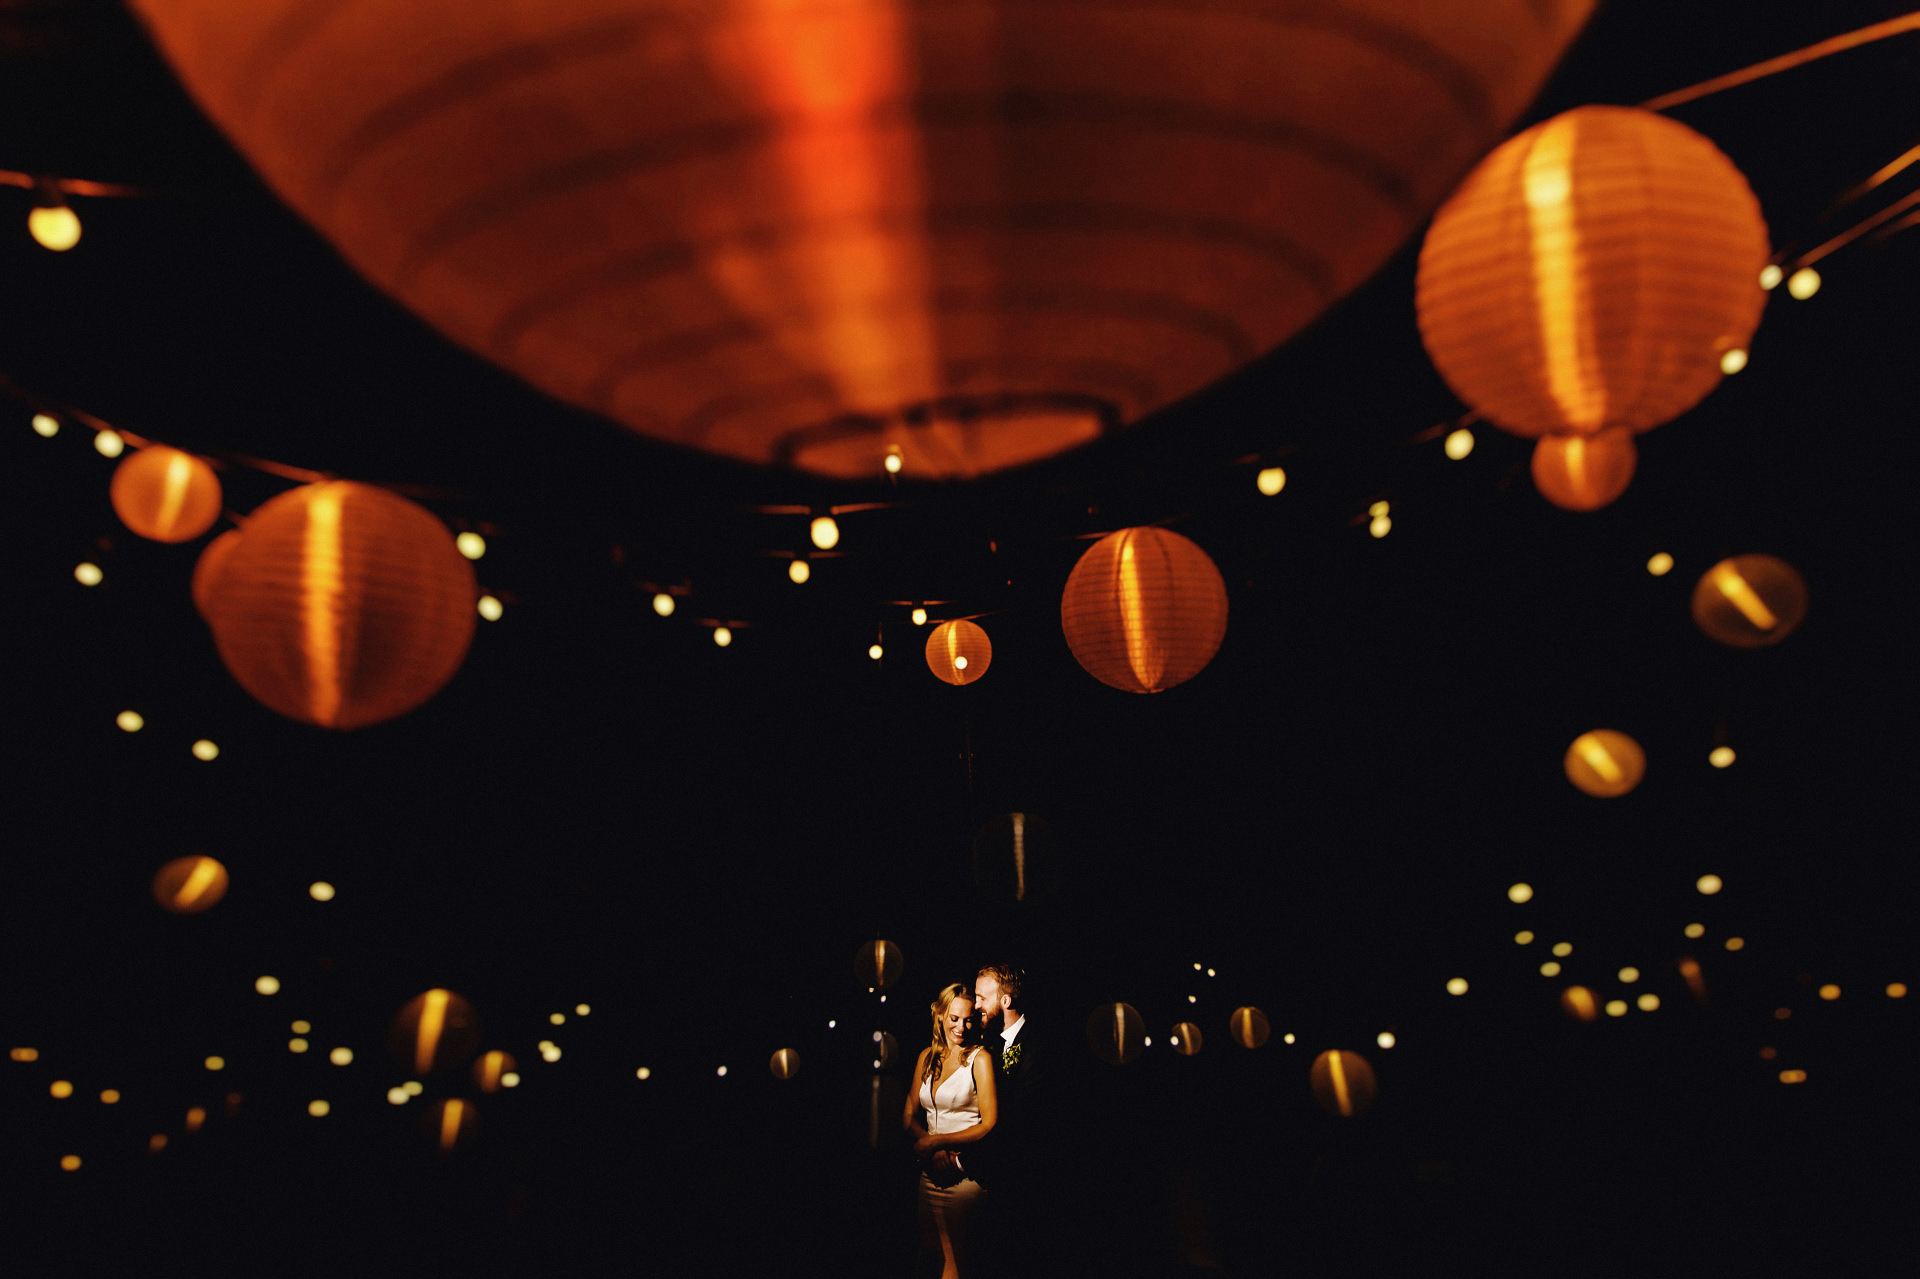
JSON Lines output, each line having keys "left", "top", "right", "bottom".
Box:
{"left": 1002, "top": 1042, "right": 1023, "bottom": 1070}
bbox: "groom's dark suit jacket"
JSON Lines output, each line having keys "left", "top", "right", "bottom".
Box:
{"left": 966, "top": 1016, "right": 1041, "bottom": 1188}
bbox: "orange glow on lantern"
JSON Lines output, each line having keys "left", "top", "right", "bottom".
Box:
{"left": 472, "top": 1050, "right": 516, "bottom": 1094}
{"left": 1691, "top": 554, "right": 1809, "bottom": 648}
{"left": 853, "top": 939, "right": 904, "bottom": 991}
{"left": 1563, "top": 730, "right": 1646, "bottom": 798}
{"left": 1086, "top": 1003, "right": 1145, "bottom": 1066}
{"left": 1561, "top": 985, "right": 1599, "bottom": 1021}
{"left": 390, "top": 989, "right": 480, "bottom": 1076}
{"left": 111, "top": 446, "right": 223, "bottom": 543}
{"left": 769, "top": 1048, "right": 801, "bottom": 1080}
{"left": 1310, "top": 1050, "right": 1377, "bottom": 1118}
{"left": 1170, "top": 1023, "right": 1203, "bottom": 1056}
{"left": 924, "top": 619, "right": 991, "bottom": 686}
{"left": 151, "top": 855, "right": 229, "bottom": 914}
{"left": 428, "top": 1097, "right": 477, "bottom": 1152}
{"left": 1227, "top": 1007, "right": 1271, "bottom": 1049}
{"left": 1061, "top": 527, "right": 1228, "bottom": 693}
{"left": 1531, "top": 428, "right": 1637, "bottom": 511}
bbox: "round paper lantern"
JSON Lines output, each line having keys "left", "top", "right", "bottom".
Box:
{"left": 1228, "top": 1007, "right": 1272, "bottom": 1049}
{"left": 769, "top": 1047, "right": 800, "bottom": 1080}
{"left": 925, "top": 619, "right": 991, "bottom": 686}
{"left": 971, "top": 812, "right": 1062, "bottom": 908}
{"left": 1309, "top": 1049, "right": 1378, "bottom": 1118}
{"left": 471, "top": 1050, "right": 516, "bottom": 1093}
{"left": 1563, "top": 729, "right": 1646, "bottom": 798}
{"left": 110, "top": 446, "right": 223, "bottom": 543}
{"left": 1170, "top": 1022, "right": 1203, "bottom": 1056}
{"left": 191, "top": 529, "right": 243, "bottom": 620}
{"left": 1086, "top": 1002, "right": 1145, "bottom": 1066}
{"left": 424, "top": 1097, "right": 478, "bottom": 1152}
{"left": 198, "top": 482, "right": 476, "bottom": 729}
{"left": 1691, "top": 554, "right": 1808, "bottom": 648}
{"left": 151, "top": 854, "right": 228, "bottom": 914}
{"left": 853, "top": 939, "right": 904, "bottom": 991}
{"left": 1531, "top": 428, "right": 1636, "bottom": 512}
{"left": 1061, "top": 527, "right": 1228, "bottom": 693}
{"left": 389, "top": 989, "right": 481, "bottom": 1076}
{"left": 874, "top": 1031, "right": 901, "bottom": 1070}
{"left": 132, "top": 0, "right": 1591, "bottom": 481}
{"left": 1419, "top": 106, "right": 1768, "bottom": 444}
{"left": 1561, "top": 985, "right": 1599, "bottom": 1021}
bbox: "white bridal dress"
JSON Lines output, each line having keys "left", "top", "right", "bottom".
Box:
{"left": 917, "top": 1047, "right": 986, "bottom": 1276}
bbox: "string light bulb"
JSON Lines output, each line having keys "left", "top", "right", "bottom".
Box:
{"left": 308, "top": 881, "right": 336, "bottom": 901}
{"left": 1696, "top": 874, "right": 1723, "bottom": 895}
{"left": 652, "top": 592, "right": 675, "bottom": 617}
{"left": 1785, "top": 267, "right": 1821, "bottom": 300}
{"left": 28, "top": 204, "right": 81, "bottom": 251}
{"left": 1256, "top": 466, "right": 1286, "bottom": 495}
{"left": 454, "top": 532, "right": 486, "bottom": 560}
{"left": 868, "top": 644, "right": 883, "bottom": 660}
{"left": 94, "top": 430, "right": 125, "bottom": 458}
{"left": 31, "top": 413, "right": 59, "bottom": 437}
{"left": 116, "top": 710, "right": 145, "bottom": 733}
{"left": 477, "top": 595, "right": 503, "bottom": 621}
{"left": 1758, "top": 264, "right": 1783, "bottom": 290}
{"left": 712, "top": 626, "right": 732, "bottom": 647}
{"left": 788, "top": 559, "right": 810, "bottom": 584}
{"left": 884, "top": 450, "right": 903, "bottom": 474}
{"left": 911, "top": 607, "right": 927, "bottom": 626}
{"left": 809, "top": 516, "right": 839, "bottom": 550}
{"left": 1647, "top": 552, "right": 1674, "bottom": 576}
{"left": 1443, "top": 428, "right": 1475, "bottom": 460}
{"left": 191, "top": 739, "right": 219, "bottom": 761}
{"left": 73, "top": 562, "right": 103, "bottom": 586}
{"left": 1719, "top": 348, "right": 1748, "bottom": 374}
{"left": 1709, "top": 746, "right": 1735, "bottom": 768}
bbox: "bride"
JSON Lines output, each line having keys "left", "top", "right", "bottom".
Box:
{"left": 905, "top": 982, "right": 999, "bottom": 1277}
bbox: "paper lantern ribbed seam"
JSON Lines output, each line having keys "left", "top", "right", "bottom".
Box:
{"left": 1061, "top": 527, "right": 1227, "bottom": 693}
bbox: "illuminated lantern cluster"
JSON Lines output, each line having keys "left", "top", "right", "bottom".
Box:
{"left": 924, "top": 620, "right": 992, "bottom": 686}
{"left": 970, "top": 812, "right": 1062, "bottom": 908}
{"left": 1061, "top": 528, "right": 1228, "bottom": 693}
{"left": 853, "top": 939, "right": 904, "bottom": 991}
{"left": 1564, "top": 729, "right": 1646, "bottom": 798}
{"left": 151, "top": 854, "right": 229, "bottom": 914}
{"left": 389, "top": 989, "right": 481, "bottom": 1076}
{"left": 111, "top": 446, "right": 223, "bottom": 543}
{"left": 1228, "top": 1007, "right": 1271, "bottom": 1050}
{"left": 196, "top": 482, "right": 477, "bottom": 729}
{"left": 1691, "top": 554, "right": 1809, "bottom": 648}
{"left": 1086, "top": 1002, "right": 1145, "bottom": 1066}
{"left": 1309, "top": 1049, "right": 1378, "bottom": 1118}
{"left": 1418, "top": 106, "right": 1770, "bottom": 511}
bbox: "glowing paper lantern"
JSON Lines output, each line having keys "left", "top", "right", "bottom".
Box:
{"left": 151, "top": 854, "right": 229, "bottom": 914}
{"left": 1530, "top": 428, "right": 1636, "bottom": 512}
{"left": 191, "top": 529, "right": 243, "bottom": 620}
{"left": 769, "top": 1048, "right": 800, "bottom": 1080}
{"left": 874, "top": 1032, "right": 901, "bottom": 1069}
{"left": 1563, "top": 729, "right": 1646, "bottom": 798}
{"left": 924, "top": 619, "right": 991, "bottom": 686}
{"left": 389, "top": 989, "right": 481, "bottom": 1076}
{"left": 1418, "top": 106, "right": 1769, "bottom": 440}
{"left": 1309, "top": 1049, "right": 1377, "bottom": 1118}
{"left": 132, "top": 0, "right": 1592, "bottom": 481}
{"left": 1086, "top": 1002, "right": 1145, "bottom": 1066}
{"left": 425, "top": 1097, "right": 477, "bottom": 1152}
{"left": 970, "top": 812, "right": 1063, "bottom": 908}
{"left": 1170, "top": 1022, "right": 1203, "bottom": 1057}
{"left": 110, "top": 446, "right": 223, "bottom": 543}
{"left": 1691, "top": 554, "right": 1808, "bottom": 648}
{"left": 198, "top": 482, "right": 477, "bottom": 729}
{"left": 1227, "top": 1007, "right": 1271, "bottom": 1050}
{"left": 471, "top": 1050, "right": 516, "bottom": 1094}
{"left": 852, "top": 939, "right": 904, "bottom": 991}
{"left": 1561, "top": 985, "right": 1599, "bottom": 1021}
{"left": 1061, "top": 527, "right": 1227, "bottom": 693}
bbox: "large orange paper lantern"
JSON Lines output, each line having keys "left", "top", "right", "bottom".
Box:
{"left": 1061, "top": 527, "right": 1227, "bottom": 693}
{"left": 1310, "top": 1049, "right": 1377, "bottom": 1118}
{"left": 389, "top": 989, "right": 481, "bottom": 1076}
{"left": 191, "top": 528, "right": 242, "bottom": 620}
{"left": 151, "top": 854, "right": 228, "bottom": 914}
{"left": 1418, "top": 106, "right": 1768, "bottom": 443}
{"left": 1691, "top": 554, "right": 1808, "bottom": 648}
{"left": 1563, "top": 729, "right": 1646, "bottom": 798}
{"left": 110, "top": 446, "right": 223, "bottom": 543}
{"left": 925, "top": 619, "right": 991, "bottom": 686}
{"left": 198, "top": 482, "right": 476, "bottom": 729}
{"left": 1086, "top": 1002, "right": 1145, "bottom": 1066}
{"left": 1531, "top": 427, "right": 1636, "bottom": 511}
{"left": 133, "top": 0, "right": 1592, "bottom": 480}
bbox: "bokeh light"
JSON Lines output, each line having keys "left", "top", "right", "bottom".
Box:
{"left": 1637, "top": 993, "right": 1660, "bottom": 1012}
{"left": 1564, "top": 729, "right": 1646, "bottom": 798}
{"left": 1758, "top": 264, "right": 1783, "bottom": 289}
{"left": 403, "top": 1081, "right": 422, "bottom": 1096}
{"left": 1515, "top": 931, "right": 1535, "bottom": 944}
{"left": 1725, "top": 937, "right": 1745, "bottom": 951}
{"left": 94, "top": 429, "right": 124, "bottom": 458}
{"left": 59, "top": 1154, "right": 81, "bottom": 1172}
{"left": 911, "top": 607, "right": 928, "bottom": 626}
{"left": 809, "top": 516, "right": 839, "bottom": 550}
{"left": 1310, "top": 1049, "right": 1377, "bottom": 1118}
{"left": 1086, "top": 1003, "right": 1146, "bottom": 1065}
{"left": 769, "top": 1048, "right": 801, "bottom": 1080}
{"left": 309, "top": 881, "right": 335, "bottom": 901}
{"left": 1709, "top": 746, "right": 1736, "bottom": 768}
{"left": 1376, "top": 1032, "right": 1396, "bottom": 1048}
{"left": 1617, "top": 967, "right": 1639, "bottom": 983}
{"left": 1256, "top": 466, "right": 1287, "bottom": 495}
{"left": 204, "top": 1056, "right": 225, "bottom": 1071}
{"left": 328, "top": 1047, "right": 353, "bottom": 1066}
{"left": 455, "top": 532, "right": 486, "bottom": 560}
{"left": 1552, "top": 942, "right": 1572, "bottom": 957}
{"left": 1446, "top": 978, "right": 1469, "bottom": 995}
{"left": 289, "top": 1038, "right": 309, "bottom": 1053}
{"left": 501, "top": 1072, "right": 520, "bottom": 1087}
{"left": 550, "top": 1013, "right": 566, "bottom": 1026}
{"left": 1604, "top": 999, "right": 1628, "bottom": 1017}
{"left": 1697, "top": 874, "right": 1723, "bottom": 895}
{"left": 185, "top": 1107, "right": 206, "bottom": 1132}
{"left": 868, "top": 644, "right": 883, "bottom": 660}
{"left": 116, "top": 710, "right": 144, "bottom": 732}
{"left": 1785, "top": 267, "right": 1820, "bottom": 299}
{"left": 652, "top": 593, "right": 675, "bottom": 617}
{"left": 1170, "top": 1022, "right": 1203, "bottom": 1056}
{"left": 883, "top": 450, "right": 902, "bottom": 474}
{"left": 191, "top": 739, "right": 220, "bottom": 761}
{"left": 1540, "top": 961, "right": 1562, "bottom": 977}
{"left": 73, "top": 561, "right": 103, "bottom": 586}
{"left": 1647, "top": 552, "right": 1674, "bottom": 576}
{"left": 255, "top": 975, "right": 281, "bottom": 995}
{"left": 1444, "top": 428, "right": 1475, "bottom": 460}
{"left": 11, "top": 1047, "right": 39, "bottom": 1062}
{"left": 1228, "top": 1007, "right": 1271, "bottom": 1050}
{"left": 389, "top": 989, "right": 481, "bottom": 1075}
{"left": 31, "top": 413, "right": 59, "bottom": 437}
{"left": 473, "top": 1050, "right": 517, "bottom": 1093}
{"left": 1561, "top": 987, "right": 1598, "bottom": 1021}
{"left": 149, "top": 1134, "right": 167, "bottom": 1152}
{"left": 1779, "top": 1069, "right": 1808, "bottom": 1084}
{"left": 50, "top": 1080, "right": 73, "bottom": 1098}
{"left": 1819, "top": 984, "right": 1841, "bottom": 1001}
{"left": 308, "top": 1099, "right": 330, "bottom": 1117}
{"left": 788, "top": 559, "right": 810, "bottom": 584}
{"left": 636, "top": 1067, "right": 652, "bottom": 1080}
{"left": 291, "top": 1021, "right": 309, "bottom": 1033}
{"left": 152, "top": 855, "right": 229, "bottom": 914}
{"left": 28, "top": 205, "right": 81, "bottom": 251}
{"left": 575, "top": 1004, "right": 590, "bottom": 1016}
{"left": 1508, "top": 883, "right": 1533, "bottom": 903}
{"left": 1369, "top": 513, "right": 1392, "bottom": 538}
{"left": 477, "top": 595, "right": 504, "bottom": 621}
{"left": 1683, "top": 923, "right": 1705, "bottom": 939}
{"left": 1718, "top": 347, "right": 1748, "bottom": 374}
{"left": 387, "top": 1087, "right": 409, "bottom": 1105}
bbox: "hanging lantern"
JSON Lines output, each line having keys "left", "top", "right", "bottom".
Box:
{"left": 1563, "top": 729, "right": 1646, "bottom": 798}
{"left": 1561, "top": 985, "right": 1599, "bottom": 1021}
{"left": 388, "top": 989, "right": 481, "bottom": 1076}
{"left": 1061, "top": 527, "right": 1228, "bottom": 693}
{"left": 471, "top": 1050, "right": 516, "bottom": 1093}
{"left": 924, "top": 619, "right": 992, "bottom": 686}
{"left": 191, "top": 528, "right": 243, "bottom": 620}
{"left": 970, "top": 812, "right": 1063, "bottom": 908}
{"left": 1309, "top": 1049, "right": 1378, "bottom": 1118}
{"left": 110, "top": 446, "right": 224, "bottom": 543}
{"left": 852, "top": 939, "right": 904, "bottom": 991}
{"left": 1086, "top": 1002, "right": 1145, "bottom": 1066}
{"left": 769, "top": 1048, "right": 801, "bottom": 1080}
{"left": 151, "top": 854, "right": 229, "bottom": 914}
{"left": 1170, "top": 1022, "right": 1203, "bottom": 1056}
{"left": 423, "top": 1097, "right": 478, "bottom": 1152}
{"left": 1531, "top": 428, "right": 1636, "bottom": 512}
{"left": 198, "top": 482, "right": 476, "bottom": 729}
{"left": 1418, "top": 106, "right": 1769, "bottom": 444}
{"left": 874, "top": 1032, "right": 901, "bottom": 1069}
{"left": 132, "top": 0, "right": 1591, "bottom": 481}
{"left": 1691, "top": 554, "right": 1808, "bottom": 648}
{"left": 1227, "top": 1007, "right": 1272, "bottom": 1049}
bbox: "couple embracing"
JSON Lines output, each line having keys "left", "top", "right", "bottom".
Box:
{"left": 904, "top": 963, "right": 1043, "bottom": 1278}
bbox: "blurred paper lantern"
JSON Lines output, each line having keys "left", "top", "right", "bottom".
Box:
{"left": 110, "top": 446, "right": 223, "bottom": 543}
{"left": 925, "top": 619, "right": 992, "bottom": 686}
{"left": 471, "top": 1050, "right": 516, "bottom": 1094}
{"left": 191, "top": 529, "right": 243, "bottom": 620}
{"left": 389, "top": 989, "right": 481, "bottom": 1076}
{"left": 198, "top": 482, "right": 477, "bottom": 729}
{"left": 1309, "top": 1049, "right": 1378, "bottom": 1118}
{"left": 1086, "top": 1002, "right": 1145, "bottom": 1066}
{"left": 853, "top": 939, "right": 904, "bottom": 991}
{"left": 769, "top": 1048, "right": 800, "bottom": 1080}
{"left": 874, "top": 1032, "right": 901, "bottom": 1070}
{"left": 424, "top": 1097, "right": 477, "bottom": 1152}
{"left": 1563, "top": 729, "right": 1645, "bottom": 798}
{"left": 1061, "top": 527, "right": 1228, "bottom": 693}
{"left": 971, "top": 812, "right": 1063, "bottom": 908}
{"left": 1170, "top": 1022, "right": 1203, "bottom": 1057}
{"left": 1560, "top": 985, "right": 1599, "bottom": 1021}
{"left": 1530, "top": 428, "right": 1636, "bottom": 511}
{"left": 1691, "top": 554, "right": 1808, "bottom": 648}
{"left": 1418, "top": 106, "right": 1768, "bottom": 442}
{"left": 151, "top": 854, "right": 229, "bottom": 914}
{"left": 1227, "top": 1007, "right": 1271, "bottom": 1050}
{"left": 131, "top": 0, "right": 1591, "bottom": 481}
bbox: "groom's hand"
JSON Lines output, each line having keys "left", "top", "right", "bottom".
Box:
{"left": 929, "top": 1151, "right": 959, "bottom": 1175}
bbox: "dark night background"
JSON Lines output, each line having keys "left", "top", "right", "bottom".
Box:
{"left": 1, "top": 1, "right": 1916, "bottom": 1274}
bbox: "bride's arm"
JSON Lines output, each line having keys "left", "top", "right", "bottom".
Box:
{"left": 921, "top": 1052, "right": 998, "bottom": 1150}
{"left": 902, "top": 1048, "right": 932, "bottom": 1140}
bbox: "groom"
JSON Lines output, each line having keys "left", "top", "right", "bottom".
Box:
{"left": 953, "top": 963, "right": 1043, "bottom": 1269}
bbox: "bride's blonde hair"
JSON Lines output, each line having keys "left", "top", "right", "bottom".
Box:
{"left": 924, "top": 982, "right": 971, "bottom": 1079}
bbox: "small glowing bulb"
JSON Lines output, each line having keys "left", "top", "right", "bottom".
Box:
{"left": 1282, "top": 1033, "right": 1295, "bottom": 1044}
{"left": 788, "top": 559, "right": 811, "bottom": 584}
{"left": 1369, "top": 501, "right": 1389, "bottom": 518}
{"left": 550, "top": 1013, "right": 566, "bottom": 1026}
{"left": 477, "top": 595, "right": 503, "bottom": 621}
{"left": 1786, "top": 267, "right": 1821, "bottom": 300}
{"left": 31, "top": 413, "right": 59, "bottom": 437}
{"left": 100, "top": 1089, "right": 120, "bottom": 1104}
{"left": 716, "top": 1065, "right": 728, "bottom": 1077}
{"left": 307, "top": 1099, "right": 330, "bottom": 1117}
{"left": 713, "top": 626, "right": 732, "bottom": 647}
{"left": 60, "top": 1154, "right": 81, "bottom": 1171}
{"left": 254, "top": 975, "right": 281, "bottom": 995}
{"left": 1779, "top": 1069, "right": 1807, "bottom": 1084}
{"left": 1696, "top": 874, "right": 1723, "bottom": 895}
{"left": 1725, "top": 937, "right": 1746, "bottom": 951}
{"left": 387, "top": 1087, "right": 409, "bottom": 1105}
{"left": 541, "top": 1045, "right": 562, "bottom": 1062}
{"left": 455, "top": 532, "right": 486, "bottom": 560}
{"left": 1709, "top": 746, "right": 1735, "bottom": 769}
{"left": 575, "top": 1004, "right": 591, "bottom": 1016}
{"left": 1540, "top": 961, "right": 1562, "bottom": 977}
{"left": 94, "top": 429, "right": 124, "bottom": 458}
{"left": 1443, "top": 428, "right": 1475, "bottom": 460}
{"left": 1552, "top": 942, "right": 1572, "bottom": 957}
{"left": 883, "top": 451, "right": 903, "bottom": 474}
{"left": 828, "top": 1020, "right": 836, "bottom": 1029}
{"left": 1446, "top": 977, "right": 1469, "bottom": 996}
{"left": 1369, "top": 515, "right": 1392, "bottom": 538}
{"left": 289, "top": 1038, "right": 309, "bottom": 1053}
{"left": 636, "top": 1067, "right": 652, "bottom": 1080}
{"left": 116, "top": 710, "right": 144, "bottom": 733}
{"left": 1194, "top": 963, "right": 1202, "bottom": 970}
{"left": 1617, "top": 967, "right": 1640, "bottom": 983}
{"left": 809, "top": 516, "right": 840, "bottom": 550}
{"left": 501, "top": 1071, "right": 520, "bottom": 1087}
{"left": 1719, "top": 348, "right": 1748, "bottom": 375}
{"left": 309, "top": 881, "right": 335, "bottom": 901}
{"left": 1508, "top": 882, "right": 1533, "bottom": 903}
{"left": 1206, "top": 968, "right": 1216, "bottom": 978}
{"left": 954, "top": 655, "right": 968, "bottom": 670}
{"left": 1887, "top": 983, "right": 1907, "bottom": 998}
{"left": 1684, "top": 923, "right": 1705, "bottom": 938}
{"left": 868, "top": 644, "right": 883, "bottom": 660}
{"left": 652, "top": 593, "right": 675, "bottom": 617}
{"left": 204, "top": 1056, "right": 225, "bottom": 1071}
{"left": 28, "top": 205, "right": 81, "bottom": 251}
{"left": 1515, "top": 931, "right": 1535, "bottom": 945}
{"left": 1636, "top": 993, "right": 1660, "bottom": 1012}
{"left": 1818, "top": 983, "right": 1840, "bottom": 1001}
{"left": 1143, "top": 1037, "right": 1152, "bottom": 1047}
{"left": 1376, "top": 1032, "right": 1396, "bottom": 1049}
{"left": 911, "top": 608, "right": 927, "bottom": 626}
{"left": 50, "top": 1080, "right": 74, "bottom": 1099}
{"left": 1646, "top": 552, "right": 1674, "bottom": 576}
{"left": 73, "top": 562, "right": 103, "bottom": 586}
{"left": 1187, "top": 995, "right": 1197, "bottom": 1004}
{"left": 191, "top": 739, "right": 219, "bottom": 761}
{"left": 9, "top": 1047, "right": 39, "bottom": 1062}
{"left": 1758, "top": 264, "right": 1783, "bottom": 290}
{"left": 402, "top": 1081, "right": 423, "bottom": 1096}
{"left": 328, "top": 1047, "right": 353, "bottom": 1066}
{"left": 1604, "top": 999, "right": 1628, "bottom": 1018}
{"left": 291, "top": 1021, "right": 310, "bottom": 1034}
{"left": 1255, "top": 466, "right": 1287, "bottom": 496}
